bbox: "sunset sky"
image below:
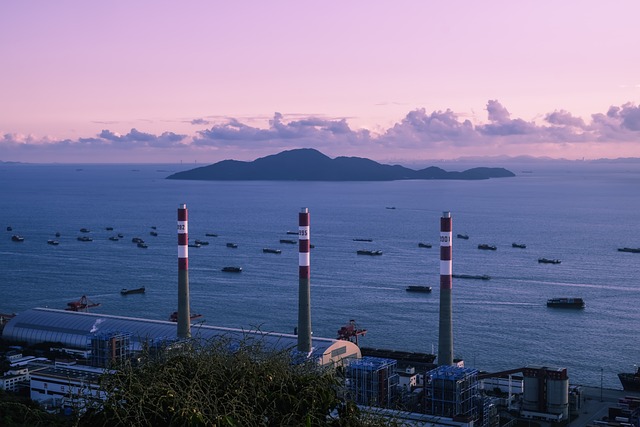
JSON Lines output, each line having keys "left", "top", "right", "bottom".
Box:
{"left": 1, "top": 1, "right": 639, "bottom": 164}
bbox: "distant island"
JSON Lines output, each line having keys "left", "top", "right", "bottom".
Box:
{"left": 166, "top": 148, "right": 516, "bottom": 181}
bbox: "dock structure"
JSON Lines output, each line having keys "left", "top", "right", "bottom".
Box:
{"left": 177, "top": 203, "right": 191, "bottom": 339}
{"left": 297, "top": 207, "right": 312, "bottom": 353}
{"left": 438, "top": 211, "right": 454, "bottom": 366}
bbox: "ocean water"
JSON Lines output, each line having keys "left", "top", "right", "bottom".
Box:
{"left": 1, "top": 162, "right": 640, "bottom": 389}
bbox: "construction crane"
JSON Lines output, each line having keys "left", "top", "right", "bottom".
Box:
{"left": 65, "top": 295, "right": 101, "bottom": 312}
{"left": 337, "top": 319, "right": 367, "bottom": 346}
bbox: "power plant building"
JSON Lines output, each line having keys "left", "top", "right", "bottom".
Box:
{"left": 2, "top": 308, "right": 361, "bottom": 367}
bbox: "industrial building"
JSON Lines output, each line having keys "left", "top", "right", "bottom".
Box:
{"left": 2, "top": 307, "right": 361, "bottom": 367}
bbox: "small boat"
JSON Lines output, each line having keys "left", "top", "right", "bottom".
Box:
{"left": 263, "top": 248, "right": 282, "bottom": 254}
{"left": 47, "top": 239, "right": 60, "bottom": 246}
{"left": 386, "top": 207, "right": 396, "bottom": 210}
{"left": 222, "top": 266, "right": 242, "bottom": 272}
{"left": 137, "top": 242, "right": 148, "bottom": 248}
{"left": 618, "top": 366, "right": 640, "bottom": 391}
{"left": 11, "top": 235, "right": 24, "bottom": 242}
{"left": 405, "top": 286, "right": 432, "bottom": 293}
{"left": 77, "top": 236, "right": 93, "bottom": 242}
{"left": 452, "top": 274, "right": 491, "bottom": 280}
{"left": 169, "top": 311, "right": 203, "bottom": 322}
{"left": 80, "top": 228, "right": 90, "bottom": 233}
{"left": 150, "top": 231, "right": 158, "bottom": 236}
{"left": 132, "top": 237, "right": 144, "bottom": 244}
{"left": 108, "top": 236, "right": 119, "bottom": 241}
{"left": 188, "top": 243, "right": 201, "bottom": 248}
{"left": 418, "top": 242, "right": 432, "bottom": 248}
{"left": 194, "top": 239, "right": 209, "bottom": 245}
{"left": 456, "top": 234, "right": 469, "bottom": 240}
{"left": 65, "top": 295, "right": 100, "bottom": 312}
{"left": 121, "top": 286, "right": 145, "bottom": 295}
{"left": 357, "top": 249, "right": 383, "bottom": 256}
{"left": 6, "top": 226, "right": 12, "bottom": 231}
{"left": 205, "top": 233, "right": 218, "bottom": 237}
{"left": 618, "top": 247, "right": 640, "bottom": 253}
{"left": 286, "top": 231, "right": 298, "bottom": 235}
{"left": 151, "top": 226, "right": 157, "bottom": 230}
{"left": 546, "top": 298, "right": 585, "bottom": 309}
{"left": 105, "top": 227, "right": 114, "bottom": 231}
{"left": 353, "top": 238, "right": 373, "bottom": 242}
{"left": 512, "top": 243, "right": 527, "bottom": 249}
{"left": 478, "top": 244, "right": 497, "bottom": 250}
{"left": 117, "top": 233, "right": 124, "bottom": 238}
{"left": 226, "top": 243, "right": 238, "bottom": 248}
{"left": 279, "top": 239, "right": 297, "bottom": 244}
{"left": 538, "top": 258, "right": 561, "bottom": 264}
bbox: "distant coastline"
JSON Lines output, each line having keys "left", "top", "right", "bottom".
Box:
{"left": 166, "top": 148, "right": 516, "bottom": 181}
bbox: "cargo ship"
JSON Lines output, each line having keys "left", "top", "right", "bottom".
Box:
{"left": 405, "top": 286, "right": 432, "bottom": 293}
{"left": 546, "top": 298, "right": 585, "bottom": 308}
{"left": 618, "top": 366, "right": 640, "bottom": 391}
{"left": 121, "top": 286, "right": 145, "bottom": 295}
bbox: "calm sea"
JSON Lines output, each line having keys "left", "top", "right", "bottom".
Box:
{"left": 1, "top": 161, "right": 639, "bottom": 389}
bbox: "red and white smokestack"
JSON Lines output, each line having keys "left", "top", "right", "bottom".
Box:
{"left": 438, "top": 211, "right": 453, "bottom": 365}
{"left": 177, "top": 203, "right": 191, "bottom": 339}
{"left": 297, "top": 207, "right": 312, "bottom": 353}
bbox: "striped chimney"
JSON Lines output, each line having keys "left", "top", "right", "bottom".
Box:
{"left": 177, "top": 203, "right": 191, "bottom": 339}
{"left": 438, "top": 211, "right": 453, "bottom": 365}
{"left": 297, "top": 207, "right": 312, "bottom": 353}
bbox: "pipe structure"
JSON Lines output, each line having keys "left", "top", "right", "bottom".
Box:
{"left": 177, "top": 203, "right": 191, "bottom": 339}
{"left": 438, "top": 211, "right": 453, "bottom": 365}
{"left": 297, "top": 207, "right": 312, "bottom": 353}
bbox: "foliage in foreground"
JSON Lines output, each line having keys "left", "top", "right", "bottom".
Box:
{"left": 79, "top": 337, "right": 401, "bottom": 427}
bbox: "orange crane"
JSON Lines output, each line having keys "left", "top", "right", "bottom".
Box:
{"left": 65, "top": 295, "right": 101, "bottom": 312}
{"left": 337, "top": 319, "right": 367, "bottom": 346}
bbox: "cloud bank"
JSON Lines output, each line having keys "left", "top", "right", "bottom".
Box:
{"left": 2, "top": 100, "right": 640, "bottom": 163}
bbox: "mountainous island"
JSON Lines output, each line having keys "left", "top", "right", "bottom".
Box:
{"left": 166, "top": 149, "right": 515, "bottom": 181}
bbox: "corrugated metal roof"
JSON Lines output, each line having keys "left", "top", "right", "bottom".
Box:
{"left": 2, "top": 308, "right": 360, "bottom": 364}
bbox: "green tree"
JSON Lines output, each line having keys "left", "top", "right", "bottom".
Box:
{"left": 78, "top": 337, "right": 401, "bottom": 426}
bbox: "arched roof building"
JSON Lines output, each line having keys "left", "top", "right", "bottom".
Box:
{"left": 2, "top": 308, "right": 361, "bottom": 366}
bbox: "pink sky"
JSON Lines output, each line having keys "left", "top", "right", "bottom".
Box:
{"left": 1, "top": 1, "right": 639, "bottom": 164}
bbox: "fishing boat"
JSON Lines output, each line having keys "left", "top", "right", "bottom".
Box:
{"left": 205, "top": 233, "right": 218, "bottom": 237}
{"left": 279, "top": 239, "right": 297, "bottom": 244}
{"left": 132, "top": 237, "right": 144, "bottom": 244}
{"left": 150, "top": 231, "right": 158, "bottom": 236}
{"left": 452, "top": 274, "right": 491, "bottom": 280}
{"left": 194, "top": 239, "right": 209, "bottom": 245}
{"left": 405, "top": 286, "right": 432, "bottom": 293}
{"left": 188, "top": 242, "right": 201, "bottom": 248}
{"left": 538, "top": 258, "right": 561, "bottom": 264}
{"left": 11, "top": 235, "right": 25, "bottom": 242}
{"left": 108, "top": 236, "right": 119, "bottom": 241}
{"left": 356, "top": 249, "right": 383, "bottom": 256}
{"left": 263, "top": 248, "right": 282, "bottom": 254}
{"left": 169, "top": 312, "right": 203, "bottom": 322}
{"left": 226, "top": 243, "right": 238, "bottom": 248}
{"left": 137, "top": 242, "right": 148, "bottom": 248}
{"left": 456, "top": 234, "right": 469, "bottom": 240}
{"left": 286, "top": 231, "right": 298, "bottom": 235}
{"left": 47, "top": 239, "right": 59, "bottom": 245}
{"left": 618, "top": 247, "right": 640, "bottom": 253}
{"left": 222, "top": 266, "right": 242, "bottom": 272}
{"left": 77, "top": 236, "right": 93, "bottom": 242}
{"left": 418, "top": 242, "right": 432, "bottom": 248}
{"left": 512, "top": 243, "right": 527, "bottom": 249}
{"left": 121, "top": 286, "right": 145, "bottom": 295}
{"left": 80, "top": 228, "right": 90, "bottom": 233}
{"left": 618, "top": 366, "right": 640, "bottom": 391}
{"left": 546, "top": 298, "right": 585, "bottom": 308}
{"left": 478, "top": 244, "right": 497, "bottom": 250}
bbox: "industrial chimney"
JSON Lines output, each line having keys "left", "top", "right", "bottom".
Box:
{"left": 177, "top": 203, "right": 191, "bottom": 339}
{"left": 438, "top": 211, "right": 453, "bottom": 365}
{"left": 297, "top": 207, "right": 312, "bottom": 352}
